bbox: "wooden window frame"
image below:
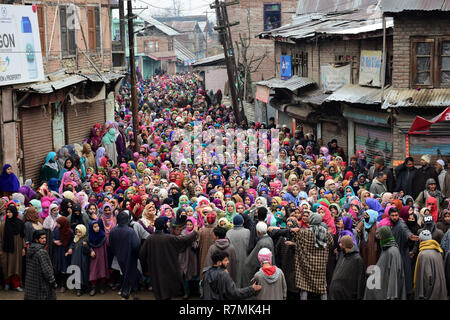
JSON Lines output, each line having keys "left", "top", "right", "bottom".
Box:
{"left": 59, "top": 5, "right": 76, "bottom": 57}
{"left": 36, "top": 4, "right": 46, "bottom": 57}
{"left": 87, "top": 6, "right": 101, "bottom": 53}
{"left": 437, "top": 36, "right": 450, "bottom": 88}
{"left": 410, "top": 37, "right": 435, "bottom": 88}
{"left": 263, "top": 4, "right": 281, "bottom": 32}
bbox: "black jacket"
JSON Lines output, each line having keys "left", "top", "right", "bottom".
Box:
{"left": 201, "top": 265, "right": 256, "bottom": 300}
{"left": 329, "top": 246, "right": 366, "bottom": 300}
{"left": 394, "top": 163, "right": 417, "bottom": 196}
{"left": 411, "top": 165, "right": 440, "bottom": 199}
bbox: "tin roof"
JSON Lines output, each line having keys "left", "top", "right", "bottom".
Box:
{"left": 381, "top": 88, "right": 450, "bottom": 109}
{"left": 137, "top": 12, "right": 180, "bottom": 37}
{"left": 379, "top": 0, "right": 450, "bottom": 13}
{"left": 326, "top": 84, "right": 390, "bottom": 104}
{"left": 295, "top": 88, "right": 331, "bottom": 105}
{"left": 256, "top": 76, "right": 315, "bottom": 92}
{"left": 297, "top": 0, "right": 379, "bottom": 15}
{"left": 192, "top": 54, "right": 225, "bottom": 67}
{"left": 258, "top": 7, "right": 392, "bottom": 41}
{"left": 14, "top": 70, "right": 124, "bottom": 93}
{"left": 174, "top": 39, "right": 197, "bottom": 62}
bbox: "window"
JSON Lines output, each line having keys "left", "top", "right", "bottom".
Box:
{"left": 168, "top": 39, "right": 173, "bottom": 51}
{"left": 87, "top": 6, "right": 101, "bottom": 52}
{"left": 264, "top": 4, "right": 281, "bottom": 31}
{"left": 411, "top": 37, "right": 450, "bottom": 88}
{"left": 292, "top": 51, "right": 308, "bottom": 77}
{"left": 145, "top": 41, "right": 159, "bottom": 53}
{"left": 36, "top": 5, "right": 46, "bottom": 56}
{"left": 59, "top": 6, "right": 76, "bottom": 57}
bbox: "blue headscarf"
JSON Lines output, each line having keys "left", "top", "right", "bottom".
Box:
{"left": 48, "top": 178, "right": 59, "bottom": 192}
{"left": 44, "top": 152, "right": 57, "bottom": 166}
{"left": 0, "top": 164, "right": 20, "bottom": 192}
{"left": 365, "top": 198, "right": 384, "bottom": 221}
{"left": 88, "top": 219, "right": 106, "bottom": 247}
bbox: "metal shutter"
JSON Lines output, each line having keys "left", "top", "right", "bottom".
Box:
{"left": 355, "top": 124, "right": 393, "bottom": 166}
{"left": 20, "top": 106, "right": 53, "bottom": 185}
{"left": 322, "top": 121, "right": 348, "bottom": 156}
{"left": 65, "top": 101, "right": 105, "bottom": 145}
{"left": 409, "top": 135, "right": 450, "bottom": 163}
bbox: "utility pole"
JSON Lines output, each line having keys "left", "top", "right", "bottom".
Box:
{"left": 205, "top": 10, "right": 208, "bottom": 57}
{"left": 127, "top": 0, "right": 140, "bottom": 151}
{"left": 119, "top": 0, "right": 126, "bottom": 67}
{"left": 211, "top": 0, "right": 242, "bottom": 124}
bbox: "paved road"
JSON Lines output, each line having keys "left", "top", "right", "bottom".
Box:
{"left": 0, "top": 287, "right": 201, "bottom": 300}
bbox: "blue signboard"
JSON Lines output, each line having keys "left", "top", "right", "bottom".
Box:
{"left": 280, "top": 55, "right": 292, "bottom": 80}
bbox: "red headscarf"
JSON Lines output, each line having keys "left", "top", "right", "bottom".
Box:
{"left": 318, "top": 205, "right": 336, "bottom": 235}
{"left": 426, "top": 196, "right": 438, "bottom": 222}
{"left": 128, "top": 195, "right": 143, "bottom": 220}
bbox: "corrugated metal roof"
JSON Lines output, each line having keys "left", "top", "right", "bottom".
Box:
{"left": 296, "top": 0, "right": 379, "bottom": 15}
{"left": 15, "top": 73, "right": 86, "bottom": 94}
{"left": 295, "top": 88, "right": 331, "bottom": 105}
{"left": 381, "top": 88, "right": 450, "bottom": 109}
{"left": 82, "top": 72, "right": 125, "bottom": 83}
{"left": 192, "top": 54, "right": 225, "bottom": 66}
{"left": 174, "top": 39, "right": 196, "bottom": 62}
{"left": 258, "top": 8, "right": 391, "bottom": 41}
{"left": 137, "top": 12, "right": 180, "bottom": 36}
{"left": 326, "top": 84, "right": 390, "bottom": 104}
{"left": 379, "top": 0, "right": 450, "bottom": 12}
{"left": 256, "top": 76, "right": 315, "bottom": 92}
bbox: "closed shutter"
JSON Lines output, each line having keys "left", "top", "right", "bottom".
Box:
{"left": 409, "top": 135, "right": 450, "bottom": 164}
{"left": 65, "top": 101, "right": 105, "bottom": 145}
{"left": 21, "top": 106, "right": 53, "bottom": 185}
{"left": 95, "top": 7, "right": 101, "bottom": 51}
{"left": 87, "top": 7, "right": 95, "bottom": 51}
{"left": 355, "top": 124, "right": 393, "bottom": 166}
{"left": 59, "top": 6, "right": 68, "bottom": 56}
{"left": 322, "top": 121, "right": 348, "bottom": 156}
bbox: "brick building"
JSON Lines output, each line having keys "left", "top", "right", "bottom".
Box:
{"left": 380, "top": 0, "right": 450, "bottom": 164}
{"left": 256, "top": 0, "right": 393, "bottom": 163}
{"left": 226, "top": 0, "right": 298, "bottom": 84}
{"left": 0, "top": 1, "right": 123, "bottom": 184}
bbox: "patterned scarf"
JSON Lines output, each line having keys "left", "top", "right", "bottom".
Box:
{"left": 309, "top": 212, "right": 328, "bottom": 248}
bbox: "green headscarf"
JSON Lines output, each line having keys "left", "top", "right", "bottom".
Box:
{"left": 30, "top": 199, "right": 42, "bottom": 213}
{"left": 101, "top": 128, "right": 117, "bottom": 145}
{"left": 377, "top": 226, "right": 397, "bottom": 248}
{"left": 225, "top": 201, "right": 237, "bottom": 223}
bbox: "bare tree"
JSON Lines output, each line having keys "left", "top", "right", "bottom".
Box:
{"left": 235, "top": 7, "right": 268, "bottom": 102}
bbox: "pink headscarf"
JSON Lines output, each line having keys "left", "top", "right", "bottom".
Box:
{"left": 319, "top": 205, "right": 336, "bottom": 235}
{"left": 59, "top": 171, "right": 78, "bottom": 194}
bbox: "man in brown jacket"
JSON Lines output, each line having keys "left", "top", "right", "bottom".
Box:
{"left": 198, "top": 210, "right": 217, "bottom": 280}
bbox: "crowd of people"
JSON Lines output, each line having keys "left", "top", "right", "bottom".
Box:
{"left": 0, "top": 72, "right": 450, "bottom": 300}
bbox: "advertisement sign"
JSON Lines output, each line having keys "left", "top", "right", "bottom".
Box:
{"left": 359, "top": 50, "right": 382, "bottom": 87}
{"left": 0, "top": 4, "right": 44, "bottom": 86}
{"left": 280, "top": 55, "right": 291, "bottom": 80}
{"left": 320, "top": 64, "right": 351, "bottom": 93}
{"left": 255, "top": 84, "right": 270, "bottom": 103}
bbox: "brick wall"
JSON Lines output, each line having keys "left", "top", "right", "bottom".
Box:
{"left": 39, "top": 0, "right": 112, "bottom": 74}
{"left": 136, "top": 35, "right": 171, "bottom": 54}
{"left": 392, "top": 14, "right": 450, "bottom": 89}
{"left": 226, "top": 0, "right": 298, "bottom": 83}
{"left": 274, "top": 36, "right": 387, "bottom": 84}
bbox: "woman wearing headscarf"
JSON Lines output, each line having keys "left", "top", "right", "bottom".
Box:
{"left": 128, "top": 194, "right": 144, "bottom": 221}
{"left": 356, "top": 209, "right": 380, "bottom": 269}
{"left": 102, "top": 128, "right": 118, "bottom": 166}
{"left": 0, "top": 164, "right": 20, "bottom": 197}
{"left": 95, "top": 147, "right": 106, "bottom": 168}
{"left": 88, "top": 219, "right": 109, "bottom": 296}
{"left": 69, "top": 224, "right": 90, "bottom": 296}
{"left": 365, "top": 198, "right": 385, "bottom": 221}
{"left": 0, "top": 205, "right": 25, "bottom": 291}
{"left": 224, "top": 200, "right": 237, "bottom": 224}
{"left": 52, "top": 216, "right": 73, "bottom": 292}
{"left": 23, "top": 207, "right": 43, "bottom": 245}
{"left": 82, "top": 143, "right": 97, "bottom": 171}
{"left": 67, "top": 203, "right": 90, "bottom": 233}
{"left": 59, "top": 171, "right": 78, "bottom": 194}
{"left": 41, "top": 152, "right": 60, "bottom": 183}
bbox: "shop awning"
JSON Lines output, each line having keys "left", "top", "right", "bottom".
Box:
{"left": 342, "top": 105, "right": 390, "bottom": 126}
{"left": 147, "top": 51, "right": 177, "bottom": 61}
{"left": 285, "top": 104, "right": 313, "bottom": 120}
{"left": 326, "top": 84, "right": 389, "bottom": 105}
{"left": 255, "top": 76, "right": 315, "bottom": 92}
{"left": 381, "top": 88, "right": 450, "bottom": 109}
{"left": 408, "top": 107, "right": 450, "bottom": 134}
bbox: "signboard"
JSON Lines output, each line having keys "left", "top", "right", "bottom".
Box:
{"left": 320, "top": 64, "right": 351, "bottom": 93}
{"left": 255, "top": 84, "right": 270, "bottom": 103}
{"left": 0, "top": 5, "right": 44, "bottom": 86}
{"left": 280, "top": 55, "right": 291, "bottom": 80}
{"left": 359, "top": 50, "right": 382, "bottom": 87}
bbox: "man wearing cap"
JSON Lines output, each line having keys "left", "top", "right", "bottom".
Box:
{"left": 139, "top": 216, "right": 198, "bottom": 300}
{"left": 411, "top": 154, "right": 440, "bottom": 199}
{"left": 329, "top": 235, "right": 366, "bottom": 300}
{"left": 226, "top": 214, "right": 250, "bottom": 288}
{"left": 252, "top": 247, "right": 287, "bottom": 300}
{"left": 198, "top": 209, "right": 217, "bottom": 281}
{"left": 413, "top": 230, "right": 447, "bottom": 300}
{"left": 242, "top": 222, "right": 274, "bottom": 287}
{"left": 369, "top": 156, "right": 394, "bottom": 192}
{"left": 435, "top": 159, "right": 447, "bottom": 191}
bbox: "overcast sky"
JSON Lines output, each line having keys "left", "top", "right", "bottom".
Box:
{"left": 113, "top": 0, "right": 216, "bottom": 22}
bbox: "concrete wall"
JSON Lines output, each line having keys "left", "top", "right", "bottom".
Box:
{"left": 204, "top": 66, "right": 228, "bottom": 93}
